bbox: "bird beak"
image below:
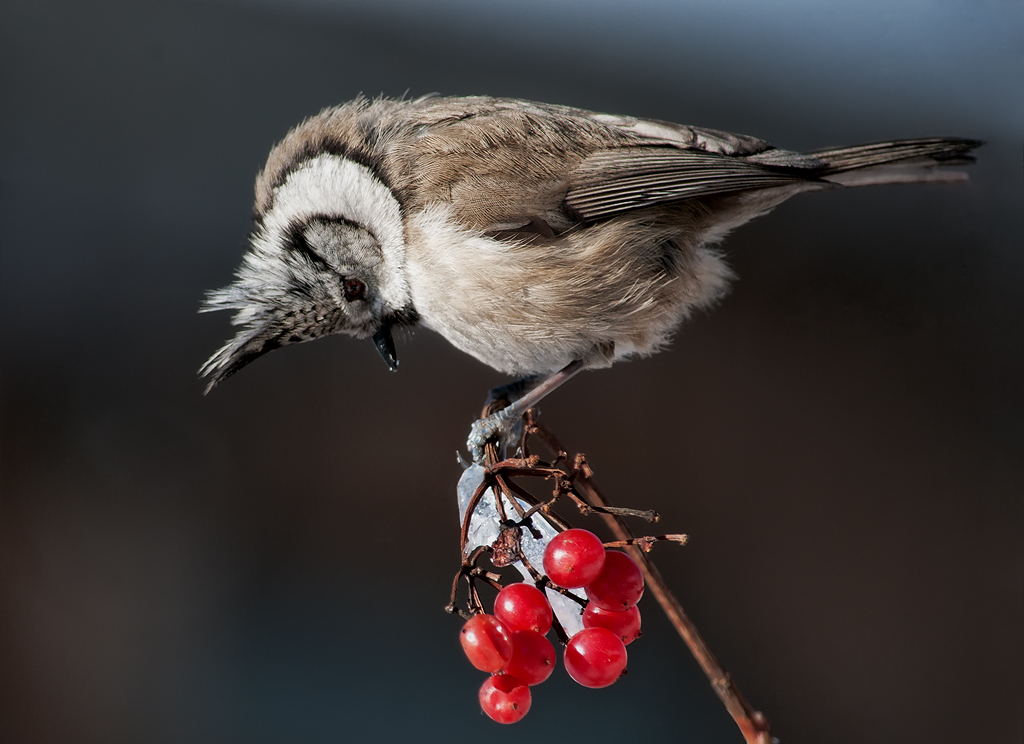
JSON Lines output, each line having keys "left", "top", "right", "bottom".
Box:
{"left": 372, "top": 324, "right": 399, "bottom": 371}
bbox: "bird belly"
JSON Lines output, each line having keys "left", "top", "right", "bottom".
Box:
{"left": 403, "top": 204, "right": 733, "bottom": 376}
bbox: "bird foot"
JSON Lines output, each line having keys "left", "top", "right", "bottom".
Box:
{"left": 466, "top": 360, "right": 586, "bottom": 464}
{"left": 467, "top": 405, "right": 520, "bottom": 465}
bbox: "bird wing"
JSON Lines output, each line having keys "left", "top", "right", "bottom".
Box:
{"left": 389, "top": 97, "right": 831, "bottom": 231}
{"left": 564, "top": 146, "right": 826, "bottom": 221}
{"left": 390, "top": 98, "right": 976, "bottom": 230}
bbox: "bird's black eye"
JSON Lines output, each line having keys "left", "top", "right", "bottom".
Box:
{"left": 343, "top": 278, "right": 365, "bottom": 302}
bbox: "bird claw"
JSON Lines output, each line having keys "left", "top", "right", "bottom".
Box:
{"left": 467, "top": 407, "right": 517, "bottom": 464}
{"left": 467, "top": 363, "right": 583, "bottom": 464}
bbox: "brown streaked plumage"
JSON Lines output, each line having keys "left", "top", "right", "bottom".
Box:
{"left": 202, "top": 95, "right": 979, "bottom": 395}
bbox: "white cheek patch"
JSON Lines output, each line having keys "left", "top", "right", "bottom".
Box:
{"left": 262, "top": 154, "right": 410, "bottom": 309}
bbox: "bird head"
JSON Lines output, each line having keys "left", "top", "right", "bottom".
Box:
{"left": 200, "top": 152, "right": 414, "bottom": 391}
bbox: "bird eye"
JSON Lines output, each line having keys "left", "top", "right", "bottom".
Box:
{"left": 343, "top": 278, "right": 365, "bottom": 302}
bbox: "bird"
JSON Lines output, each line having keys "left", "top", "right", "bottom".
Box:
{"left": 200, "top": 95, "right": 978, "bottom": 457}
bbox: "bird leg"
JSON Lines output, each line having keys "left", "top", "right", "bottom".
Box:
{"left": 467, "top": 359, "right": 585, "bottom": 464}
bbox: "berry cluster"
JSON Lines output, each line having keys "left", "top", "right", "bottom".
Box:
{"left": 461, "top": 529, "right": 645, "bottom": 724}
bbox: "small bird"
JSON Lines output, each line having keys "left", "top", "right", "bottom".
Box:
{"left": 201, "top": 95, "right": 977, "bottom": 453}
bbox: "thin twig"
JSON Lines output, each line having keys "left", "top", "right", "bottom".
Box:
{"left": 603, "top": 534, "right": 689, "bottom": 551}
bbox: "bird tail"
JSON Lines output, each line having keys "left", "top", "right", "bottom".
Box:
{"left": 811, "top": 137, "right": 982, "bottom": 187}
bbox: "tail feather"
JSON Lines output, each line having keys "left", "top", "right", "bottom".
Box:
{"left": 809, "top": 137, "right": 982, "bottom": 186}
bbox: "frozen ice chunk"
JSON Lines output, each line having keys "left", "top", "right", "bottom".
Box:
{"left": 457, "top": 464, "right": 585, "bottom": 636}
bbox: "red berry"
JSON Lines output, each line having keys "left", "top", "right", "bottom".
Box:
{"left": 543, "top": 529, "right": 606, "bottom": 589}
{"left": 505, "top": 630, "right": 556, "bottom": 685}
{"left": 564, "top": 627, "right": 628, "bottom": 688}
{"left": 479, "top": 674, "right": 531, "bottom": 724}
{"left": 584, "top": 550, "right": 644, "bottom": 610}
{"left": 582, "top": 603, "right": 642, "bottom": 645}
{"left": 460, "top": 614, "right": 513, "bottom": 673}
{"left": 494, "top": 583, "right": 553, "bottom": 635}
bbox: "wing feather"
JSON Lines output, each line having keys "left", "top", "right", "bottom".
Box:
{"left": 566, "top": 148, "right": 824, "bottom": 221}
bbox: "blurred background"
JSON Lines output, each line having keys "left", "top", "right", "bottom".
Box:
{"left": 1, "top": 0, "right": 1021, "bottom": 742}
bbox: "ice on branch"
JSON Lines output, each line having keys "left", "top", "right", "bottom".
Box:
{"left": 457, "top": 464, "right": 586, "bottom": 636}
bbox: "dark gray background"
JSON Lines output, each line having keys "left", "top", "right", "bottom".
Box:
{"left": 1, "top": 1, "right": 1021, "bottom": 742}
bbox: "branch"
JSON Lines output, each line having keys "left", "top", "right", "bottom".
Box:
{"left": 534, "top": 423, "right": 776, "bottom": 744}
